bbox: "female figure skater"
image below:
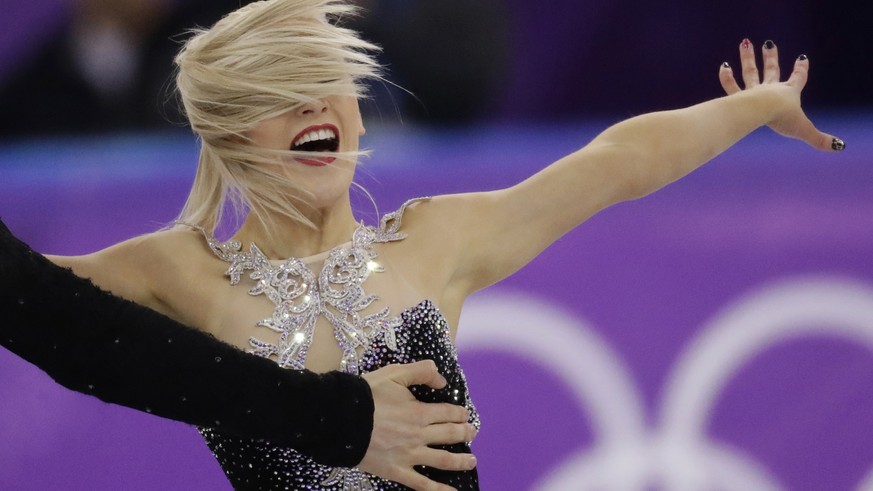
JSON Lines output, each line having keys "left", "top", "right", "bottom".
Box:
{"left": 5, "top": 0, "right": 843, "bottom": 490}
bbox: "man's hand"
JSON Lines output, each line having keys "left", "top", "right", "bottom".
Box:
{"left": 359, "top": 361, "right": 478, "bottom": 491}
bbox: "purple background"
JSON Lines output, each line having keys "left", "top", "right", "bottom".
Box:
{"left": 1, "top": 115, "right": 872, "bottom": 490}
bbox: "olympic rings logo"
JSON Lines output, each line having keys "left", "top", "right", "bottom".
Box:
{"left": 457, "top": 277, "right": 873, "bottom": 491}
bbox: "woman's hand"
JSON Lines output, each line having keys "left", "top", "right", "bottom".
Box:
{"left": 719, "top": 39, "right": 844, "bottom": 152}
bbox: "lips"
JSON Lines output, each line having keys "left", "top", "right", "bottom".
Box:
{"left": 296, "top": 156, "right": 334, "bottom": 167}
{"left": 290, "top": 124, "right": 339, "bottom": 167}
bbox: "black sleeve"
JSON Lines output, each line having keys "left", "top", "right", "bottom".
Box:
{"left": 0, "top": 219, "right": 373, "bottom": 468}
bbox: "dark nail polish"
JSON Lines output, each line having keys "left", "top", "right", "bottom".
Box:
{"left": 764, "top": 40, "right": 775, "bottom": 49}
{"left": 832, "top": 138, "right": 845, "bottom": 151}
{"left": 722, "top": 61, "right": 730, "bottom": 68}
{"left": 798, "top": 54, "right": 808, "bottom": 61}
{"left": 742, "top": 38, "right": 751, "bottom": 49}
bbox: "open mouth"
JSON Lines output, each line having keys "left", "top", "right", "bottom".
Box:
{"left": 290, "top": 124, "right": 340, "bottom": 166}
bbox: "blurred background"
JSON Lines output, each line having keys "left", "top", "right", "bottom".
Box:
{"left": 2, "top": 1, "right": 873, "bottom": 490}
{"left": 2, "top": 0, "right": 871, "bottom": 134}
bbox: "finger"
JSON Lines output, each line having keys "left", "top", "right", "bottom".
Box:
{"left": 787, "top": 54, "right": 809, "bottom": 90}
{"left": 739, "top": 38, "right": 759, "bottom": 89}
{"left": 807, "top": 128, "right": 846, "bottom": 152}
{"left": 414, "top": 447, "right": 478, "bottom": 472}
{"left": 761, "top": 40, "right": 780, "bottom": 83}
{"left": 420, "top": 401, "right": 470, "bottom": 425}
{"left": 392, "top": 469, "right": 457, "bottom": 491}
{"left": 423, "top": 422, "right": 478, "bottom": 445}
{"left": 719, "top": 62, "right": 741, "bottom": 95}
{"left": 792, "top": 115, "right": 846, "bottom": 152}
{"left": 394, "top": 360, "right": 447, "bottom": 389}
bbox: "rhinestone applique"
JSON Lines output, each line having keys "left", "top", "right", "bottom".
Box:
{"left": 321, "top": 468, "right": 375, "bottom": 490}
{"left": 205, "top": 197, "right": 429, "bottom": 374}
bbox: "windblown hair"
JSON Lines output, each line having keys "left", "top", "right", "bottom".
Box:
{"left": 172, "top": 0, "right": 381, "bottom": 234}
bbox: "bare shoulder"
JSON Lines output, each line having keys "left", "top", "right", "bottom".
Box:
{"left": 48, "top": 228, "right": 218, "bottom": 310}
{"left": 94, "top": 228, "right": 212, "bottom": 272}
{"left": 128, "top": 228, "right": 228, "bottom": 291}
{"left": 134, "top": 228, "right": 212, "bottom": 262}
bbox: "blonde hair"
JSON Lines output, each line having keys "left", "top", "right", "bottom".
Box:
{"left": 172, "top": 0, "right": 381, "bottom": 234}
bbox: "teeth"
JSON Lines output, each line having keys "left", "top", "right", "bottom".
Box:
{"left": 293, "top": 128, "right": 337, "bottom": 147}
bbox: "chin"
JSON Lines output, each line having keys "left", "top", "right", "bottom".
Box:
{"left": 294, "top": 182, "right": 353, "bottom": 210}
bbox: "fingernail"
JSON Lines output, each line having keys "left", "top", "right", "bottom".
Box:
{"left": 764, "top": 40, "right": 775, "bottom": 50}
{"left": 722, "top": 61, "right": 730, "bottom": 68}
{"left": 467, "top": 455, "right": 478, "bottom": 469}
{"left": 798, "top": 54, "right": 808, "bottom": 61}
{"left": 742, "top": 38, "right": 751, "bottom": 49}
{"left": 832, "top": 138, "right": 846, "bottom": 151}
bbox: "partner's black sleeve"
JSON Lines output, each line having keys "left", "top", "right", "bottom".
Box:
{"left": 0, "top": 219, "right": 373, "bottom": 468}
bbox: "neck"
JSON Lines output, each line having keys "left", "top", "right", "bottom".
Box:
{"left": 233, "top": 196, "right": 358, "bottom": 259}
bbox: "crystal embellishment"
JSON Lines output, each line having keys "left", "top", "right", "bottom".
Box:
{"left": 204, "top": 197, "right": 429, "bottom": 374}
{"left": 320, "top": 468, "right": 376, "bottom": 490}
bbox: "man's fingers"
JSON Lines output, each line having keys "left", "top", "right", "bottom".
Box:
{"left": 391, "top": 469, "right": 457, "bottom": 491}
{"left": 423, "top": 422, "right": 478, "bottom": 445}
{"left": 360, "top": 361, "right": 477, "bottom": 488}
{"left": 414, "top": 447, "right": 478, "bottom": 472}
{"left": 420, "top": 401, "right": 470, "bottom": 425}
{"left": 393, "top": 360, "right": 447, "bottom": 389}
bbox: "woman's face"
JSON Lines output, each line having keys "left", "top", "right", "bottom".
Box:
{"left": 247, "top": 94, "right": 365, "bottom": 209}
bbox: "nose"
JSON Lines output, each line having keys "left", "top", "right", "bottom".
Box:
{"left": 296, "top": 98, "right": 329, "bottom": 117}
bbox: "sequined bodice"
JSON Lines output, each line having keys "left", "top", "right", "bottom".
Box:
{"left": 196, "top": 199, "right": 480, "bottom": 490}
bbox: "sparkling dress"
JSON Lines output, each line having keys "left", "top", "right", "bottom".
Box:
{"left": 196, "top": 198, "right": 480, "bottom": 490}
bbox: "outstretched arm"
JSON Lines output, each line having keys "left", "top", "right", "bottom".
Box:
{"left": 434, "top": 40, "right": 843, "bottom": 296}
{"left": 0, "top": 220, "right": 475, "bottom": 490}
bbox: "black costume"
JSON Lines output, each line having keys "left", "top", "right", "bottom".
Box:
{"left": 200, "top": 301, "right": 479, "bottom": 490}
